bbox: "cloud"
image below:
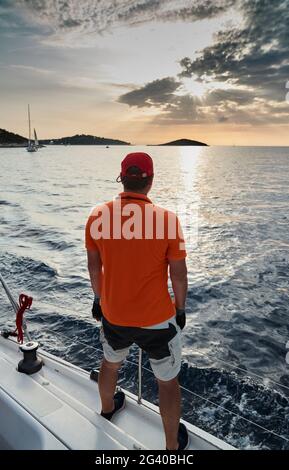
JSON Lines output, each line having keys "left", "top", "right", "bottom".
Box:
{"left": 116, "top": 0, "right": 236, "bottom": 25}
{"left": 1, "top": 62, "right": 114, "bottom": 96}
{"left": 179, "top": 0, "right": 289, "bottom": 101}
{"left": 118, "top": 77, "right": 181, "bottom": 107}
{"left": 118, "top": 77, "right": 289, "bottom": 126}
{"left": 118, "top": 0, "right": 289, "bottom": 125}
{"left": 205, "top": 88, "right": 255, "bottom": 105}
{"left": 156, "top": 94, "right": 203, "bottom": 124}
{"left": 9, "top": 64, "right": 55, "bottom": 75}
{"left": 10, "top": 0, "right": 236, "bottom": 36}
{"left": 118, "top": 76, "right": 204, "bottom": 123}
{"left": 4, "top": 0, "right": 289, "bottom": 129}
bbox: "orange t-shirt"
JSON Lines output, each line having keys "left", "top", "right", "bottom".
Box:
{"left": 85, "top": 192, "right": 186, "bottom": 327}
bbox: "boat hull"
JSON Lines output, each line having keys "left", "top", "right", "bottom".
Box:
{"left": 0, "top": 335, "right": 235, "bottom": 450}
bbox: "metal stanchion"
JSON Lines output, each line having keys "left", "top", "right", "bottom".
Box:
{"left": 0, "top": 273, "right": 31, "bottom": 341}
{"left": 138, "top": 348, "right": 142, "bottom": 404}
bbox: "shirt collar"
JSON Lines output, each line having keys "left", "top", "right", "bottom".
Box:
{"left": 118, "top": 191, "right": 152, "bottom": 203}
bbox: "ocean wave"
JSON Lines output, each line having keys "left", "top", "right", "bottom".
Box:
{"left": 1, "top": 146, "right": 289, "bottom": 449}
{"left": 11, "top": 227, "right": 75, "bottom": 251}
{"left": 0, "top": 252, "right": 58, "bottom": 290}
{"left": 0, "top": 200, "right": 19, "bottom": 207}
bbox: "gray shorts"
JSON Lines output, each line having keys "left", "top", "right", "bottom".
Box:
{"left": 100, "top": 315, "right": 182, "bottom": 382}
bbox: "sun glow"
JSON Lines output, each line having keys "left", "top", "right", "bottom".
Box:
{"left": 179, "top": 78, "right": 208, "bottom": 99}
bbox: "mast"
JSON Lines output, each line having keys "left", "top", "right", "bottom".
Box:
{"left": 28, "top": 104, "right": 31, "bottom": 144}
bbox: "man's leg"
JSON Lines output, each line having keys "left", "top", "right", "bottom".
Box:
{"left": 145, "top": 318, "right": 183, "bottom": 449}
{"left": 98, "top": 358, "right": 122, "bottom": 413}
{"left": 99, "top": 318, "right": 131, "bottom": 414}
{"left": 158, "top": 377, "right": 181, "bottom": 450}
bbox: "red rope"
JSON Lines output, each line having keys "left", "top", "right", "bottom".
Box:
{"left": 14, "top": 294, "right": 33, "bottom": 343}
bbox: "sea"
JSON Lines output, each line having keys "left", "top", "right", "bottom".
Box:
{"left": 1, "top": 145, "right": 289, "bottom": 449}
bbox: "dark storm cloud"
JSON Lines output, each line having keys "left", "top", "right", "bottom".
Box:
{"left": 118, "top": 77, "right": 182, "bottom": 107}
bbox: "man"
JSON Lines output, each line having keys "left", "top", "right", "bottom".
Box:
{"left": 85, "top": 152, "right": 189, "bottom": 450}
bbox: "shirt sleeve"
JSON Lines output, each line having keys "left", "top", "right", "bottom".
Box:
{"left": 85, "top": 216, "right": 99, "bottom": 251}
{"left": 166, "top": 214, "right": 187, "bottom": 260}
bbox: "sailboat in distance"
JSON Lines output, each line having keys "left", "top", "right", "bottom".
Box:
{"left": 26, "top": 105, "right": 39, "bottom": 152}
{"left": 34, "top": 128, "right": 39, "bottom": 148}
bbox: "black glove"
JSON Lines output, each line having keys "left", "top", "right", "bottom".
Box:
{"left": 176, "top": 308, "right": 186, "bottom": 330}
{"left": 92, "top": 296, "right": 103, "bottom": 321}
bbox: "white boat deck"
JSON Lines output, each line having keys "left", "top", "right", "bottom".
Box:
{"left": 0, "top": 335, "right": 235, "bottom": 450}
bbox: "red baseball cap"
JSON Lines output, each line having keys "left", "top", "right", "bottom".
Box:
{"left": 120, "top": 152, "right": 154, "bottom": 178}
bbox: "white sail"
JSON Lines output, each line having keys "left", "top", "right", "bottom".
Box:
{"left": 34, "top": 129, "right": 39, "bottom": 147}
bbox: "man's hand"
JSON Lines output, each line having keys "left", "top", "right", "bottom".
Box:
{"left": 169, "top": 258, "right": 187, "bottom": 330}
{"left": 92, "top": 296, "right": 103, "bottom": 321}
{"left": 87, "top": 250, "right": 102, "bottom": 320}
{"left": 176, "top": 307, "right": 186, "bottom": 330}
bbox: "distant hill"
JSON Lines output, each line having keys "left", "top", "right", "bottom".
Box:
{"left": 158, "top": 138, "right": 208, "bottom": 146}
{"left": 40, "top": 134, "right": 130, "bottom": 146}
{"left": 0, "top": 128, "right": 27, "bottom": 146}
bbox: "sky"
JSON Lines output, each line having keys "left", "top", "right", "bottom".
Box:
{"left": 0, "top": 0, "right": 289, "bottom": 145}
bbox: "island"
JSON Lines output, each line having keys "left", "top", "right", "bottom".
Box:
{"left": 0, "top": 128, "right": 27, "bottom": 147}
{"left": 0, "top": 129, "right": 207, "bottom": 148}
{"left": 40, "top": 134, "right": 130, "bottom": 146}
{"left": 0, "top": 129, "right": 130, "bottom": 147}
{"left": 157, "top": 138, "right": 208, "bottom": 146}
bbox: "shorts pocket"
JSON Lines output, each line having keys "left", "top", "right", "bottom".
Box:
{"left": 167, "top": 331, "right": 182, "bottom": 367}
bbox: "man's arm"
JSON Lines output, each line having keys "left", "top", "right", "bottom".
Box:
{"left": 169, "top": 258, "right": 188, "bottom": 309}
{"left": 169, "top": 258, "right": 188, "bottom": 329}
{"left": 87, "top": 249, "right": 102, "bottom": 296}
{"left": 87, "top": 249, "right": 103, "bottom": 321}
